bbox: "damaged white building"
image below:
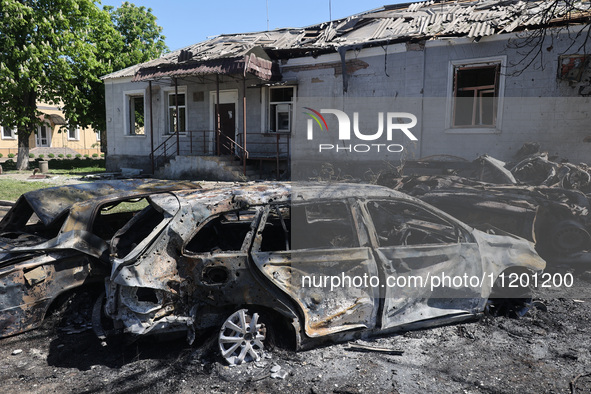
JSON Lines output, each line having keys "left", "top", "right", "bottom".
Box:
{"left": 102, "top": 0, "right": 591, "bottom": 180}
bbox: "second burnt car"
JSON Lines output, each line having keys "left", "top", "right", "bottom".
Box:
{"left": 101, "top": 182, "right": 546, "bottom": 365}
{"left": 0, "top": 179, "right": 199, "bottom": 338}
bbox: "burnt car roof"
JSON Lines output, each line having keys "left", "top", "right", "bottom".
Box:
{"left": 170, "top": 182, "right": 410, "bottom": 204}
{"left": 166, "top": 182, "right": 439, "bottom": 224}
{"left": 9, "top": 179, "right": 200, "bottom": 227}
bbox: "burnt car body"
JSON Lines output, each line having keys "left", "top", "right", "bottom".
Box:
{"left": 103, "top": 182, "right": 545, "bottom": 365}
{"left": 0, "top": 180, "right": 199, "bottom": 337}
{"left": 385, "top": 175, "right": 591, "bottom": 266}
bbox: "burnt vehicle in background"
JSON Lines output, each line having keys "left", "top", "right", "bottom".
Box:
{"left": 100, "top": 182, "right": 545, "bottom": 365}
{"left": 384, "top": 175, "right": 591, "bottom": 266}
{"left": 0, "top": 180, "right": 199, "bottom": 337}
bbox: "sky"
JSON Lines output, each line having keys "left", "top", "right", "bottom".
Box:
{"left": 99, "top": 0, "right": 403, "bottom": 52}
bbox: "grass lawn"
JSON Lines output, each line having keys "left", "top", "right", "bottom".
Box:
{"left": 0, "top": 159, "right": 107, "bottom": 201}
{"left": 0, "top": 179, "right": 59, "bottom": 201}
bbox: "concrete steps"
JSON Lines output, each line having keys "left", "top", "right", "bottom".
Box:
{"left": 154, "top": 155, "right": 259, "bottom": 181}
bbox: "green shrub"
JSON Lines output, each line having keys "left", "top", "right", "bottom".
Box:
{"left": 66, "top": 154, "right": 72, "bottom": 158}
{"left": 29, "top": 153, "right": 35, "bottom": 158}
{"left": 92, "top": 153, "right": 99, "bottom": 158}
{"left": 75, "top": 154, "right": 82, "bottom": 158}
{"left": 100, "top": 153, "right": 105, "bottom": 158}
{"left": 84, "top": 154, "right": 90, "bottom": 158}
{"left": 0, "top": 153, "right": 3, "bottom": 158}
{"left": 48, "top": 153, "right": 55, "bottom": 158}
{"left": 58, "top": 154, "right": 64, "bottom": 158}
{"left": 7, "top": 153, "right": 15, "bottom": 158}
{"left": 38, "top": 154, "right": 44, "bottom": 159}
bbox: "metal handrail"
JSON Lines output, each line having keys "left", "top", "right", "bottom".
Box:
{"left": 150, "top": 129, "right": 251, "bottom": 175}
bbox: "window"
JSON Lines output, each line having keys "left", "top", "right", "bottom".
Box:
{"left": 68, "top": 125, "right": 79, "bottom": 140}
{"left": 367, "top": 200, "right": 463, "bottom": 247}
{"left": 268, "top": 87, "right": 295, "bottom": 133}
{"left": 259, "top": 204, "right": 291, "bottom": 252}
{"left": 185, "top": 209, "right": 258, "bottom": 253}
{"left": 291, "top": 201, "right": 358, "bottom": 250}
{"left": 1, "top": 126, "right": 16, "bottom": 140}
{"left": 95, "top": 130, "right": 101, "bottom": 141}
{"left": 125, "top": 93, "right": 145, "bottom": 135}
{"left": 451, "top": 60, "right": 502, "bottom": 128}
{"left": 167, "top": 92, "right": 186, "bottom": 134}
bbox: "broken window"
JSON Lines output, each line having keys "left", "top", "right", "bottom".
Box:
{"left": 185, "top": 209, "right": 258, "bottom": 253}
{"left": 367, "top": 200, "right": 462, "bottom": 246}
{"left": 0, "top": 200, "right": 65, "bottom": 240}
{"left": 92, "top": 198, "right": 150, "bottom": 241}
{"left": 110, "top": 203, "right": 165, "bottom": 259}
{"left": 291, "top": 201, "right": 358, "bottom": 250}
{"left": 168, "top": 92, "right": 186, "bottom": 134}
{"left": 259, "top": 204, "right": 291, "bottom": 252}
{"left": 452, "top": 64, "right": 499, "bottom": 127}
{"left": 268, "top": 87, "right": 295, "bottom": 133}
{"left": 127, "top": 94, "right": 145, "bottom": 135}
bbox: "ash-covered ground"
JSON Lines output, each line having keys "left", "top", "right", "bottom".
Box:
{"left": 0, "top": 269, "right": 590, "bottom": 394}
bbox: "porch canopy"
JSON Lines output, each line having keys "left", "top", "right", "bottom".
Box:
{"left": 131, "top": 46, "right": 281, "bottom": 82}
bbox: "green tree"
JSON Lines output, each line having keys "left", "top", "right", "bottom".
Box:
{"left": 0, "top": 0, "right": 116, "bottom": 170}
{"left": 0, "top": 1, "right": 167, "bottom": 170}
{"left": 70, "top": 2, "right": 167, "bottom": 144}
{"left": 106, "top": 2, "right": 168, "bottom": 69}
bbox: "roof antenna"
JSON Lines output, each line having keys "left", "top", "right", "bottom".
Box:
{"left": 266, "top": 0, "right": 270, "bottom": 30}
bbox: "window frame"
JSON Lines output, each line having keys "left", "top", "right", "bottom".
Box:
{"left": 445, "top": 56, "right": 506, "bottom": 135}
{"left": 265, "top": 86, "right": 296, "bottom": 134}
{"left": 182, "top": 206, "right": 263, "bottom": 255}
{"left": 364, "top": 199, "right": 472, "bottom": 248}
{"left": 1, "top": 126, "right": 16, "bottom": 140}
{"left": 67, "top": 125, "right": 80, "bottom": 141}
{"left": 123, "top": 90, "right": 147, "bottom": 137}
{"left": 163, "top": 86, "right": 188, "bottom": 135}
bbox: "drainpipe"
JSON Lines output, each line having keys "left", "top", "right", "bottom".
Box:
{"left": 243, "top": 76, "right": 247, "bottom": 175}
{"left": 149, "top": 80, "right": 154, "bottom": 174}
{"left": 216, "top": 74, "right": 220, "bottom": 156}
{"left": 174, "top": 78, "right": 180, "bottom": 155}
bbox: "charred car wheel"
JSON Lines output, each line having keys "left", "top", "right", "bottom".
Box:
{"left": 218, "top": 309, "right": 266, "bottom": 365}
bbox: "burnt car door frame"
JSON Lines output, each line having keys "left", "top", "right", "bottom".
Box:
{"left": 358, "top": 197, "right": 484, "bottom": 329}
{"left": 250, "top": 198, "right": 381, "bottom": 338}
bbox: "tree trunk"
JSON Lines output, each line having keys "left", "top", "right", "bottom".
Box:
{"left": 16, "top": 130, "right": 30, "bottom": 171}
{"left": 15, "top": 90, "right": 38, "bottom": 171}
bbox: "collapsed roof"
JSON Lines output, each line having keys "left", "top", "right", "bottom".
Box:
{"left": 103, "top": 0, "right": 591, "bottom": 81}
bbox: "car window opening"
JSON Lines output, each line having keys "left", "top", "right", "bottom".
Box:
{"left": 111, "top": 204, "right": 165, "bottom": 259}
{"left": 185, "top": 210, "right": 257, "bottom": 253}
{"left": 92, "top": 198, "right": 151, "bottom": 241}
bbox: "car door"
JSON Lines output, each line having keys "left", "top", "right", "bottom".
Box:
{"left": 363, "top": 199, "right": 484, "bottom": 329}
{"left": 250, "top": 200, "right": 380, "bottom": 338}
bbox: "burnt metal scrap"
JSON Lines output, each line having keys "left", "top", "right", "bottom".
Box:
{"left": 99, "top": 182, "right": 544, "bottom": 365}
{"left": 0, "top": 180, "right": 200, "bottom": 338}
{"left": 475, "top": 151, "right": 591, "bottom": 193}
{"left": 385, "top": 174, "right": 591, "bottom": 265}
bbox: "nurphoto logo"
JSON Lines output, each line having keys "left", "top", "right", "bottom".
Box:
{"left": 303, "top": 107, "right": 418, "bottom": 153}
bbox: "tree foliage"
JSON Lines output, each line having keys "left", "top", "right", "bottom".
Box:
{"left": 0, "top": 0, "right": 167, "bottom": 170}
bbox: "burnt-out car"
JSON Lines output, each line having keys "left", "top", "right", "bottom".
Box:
{"left": 384, "top": 175, "right": 591, "bottom": 266}
{"left": 0, "top": 180, "right": 199, "bottom": 337}
{"left": 102, "top": 182, "right": 545, "bottom": 365}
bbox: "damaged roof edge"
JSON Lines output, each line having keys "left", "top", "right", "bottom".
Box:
{"left": 102, "top": 0, "right": 591, "bottom": 81}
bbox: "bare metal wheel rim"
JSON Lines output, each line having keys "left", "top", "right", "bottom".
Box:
{"left": 219, "top": 309, "right": 266, "bottom": 365}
